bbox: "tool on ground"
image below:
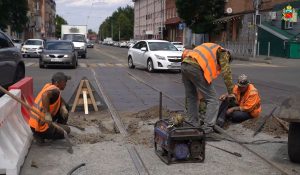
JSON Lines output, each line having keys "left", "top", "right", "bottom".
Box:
{"left": 67, "top": 163, "right": 86, "bottom": 175}
{"left": 253, "top": 107, "right": 277, "bottom": 137}
{"left": 273, "top": 116, "right": 289, "bottom": 131}
{"left": 207, "top": 143, "right": 242, "bottom": 157}
{"left": 71, "top": 79, "right": 98, "bottom": 114}
{"left": 154, "top": 119, "right": 205, "bottom": 164}
{"left": 0, "top": 85, "right": 73, "bottom": 154}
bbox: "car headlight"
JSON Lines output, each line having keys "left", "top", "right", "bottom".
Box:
{"left": 45, "top": 55, "right": 50, "bottom": 58}
{"left": 155, "top": 54, "right": 166, "bottom": 60}
{"left": 21, "top": 47, "right": 26, "bottom": 51}
{"left": 64, "top": 55, "right": 69, "bottom": 58}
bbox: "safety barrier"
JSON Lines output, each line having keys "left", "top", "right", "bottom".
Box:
{"left": 9, "top": 77, "right": 34, "bottom": 122}
{"left": 0, "top": 89, "right": 33, "bottom": 175}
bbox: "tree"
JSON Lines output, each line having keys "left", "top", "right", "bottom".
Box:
{"left": 175, "top": 0, "right": 225, "bottom": 34}
{"left": 55, "top": 15, "right": 68, "bottom": 38}
{"left": 0, "top": 0, "right": 28, "bottom": 33}
{"left": 99, "top": 5, "right": 134, "bottom": 41}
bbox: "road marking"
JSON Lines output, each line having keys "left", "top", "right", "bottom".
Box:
{"left": 98, "top": 63, "right": 106, "bottom": 67}
{"left": 25, "top": 62, "right": 35, "bottom": 67}
{"left": 116, "top": 63, "right": 125, "bottom": 67}
{"left": 232, "top": 63, "right": 284, "bottom": 68}
{"left": 79, "top": 63, "right": 87, "bottom": 67}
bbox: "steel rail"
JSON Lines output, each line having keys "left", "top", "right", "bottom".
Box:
{"left": 90, "top": 68, "right": 150, "bottom": 175}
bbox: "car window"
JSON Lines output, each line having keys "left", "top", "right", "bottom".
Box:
{"left": 25, "top": 40, "right": 43, "bottom": 45}
{"left": 63, "top": 34, "right": 85, "bottom": 42}
{"left": 140, "top": 42, "right": 147, "bottom": 50}
{"left": 45, "top": 42, "right": 73, "bottom": 50}
{"left": 148, "top": 42, "right": 178, "bottom": 51}
{"left": 172, "top": 42, "right": 182, "bottom": 45}
{"left": 0, "top": 32, "right": 14, "bottom": 48}
{"left": 132, "top": 42, "right": 141, "bottom": 49}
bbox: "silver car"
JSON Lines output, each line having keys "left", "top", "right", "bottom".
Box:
{"left": 0, "top": 30, "right": 25, "bottom": 93}
{"left": 39, "top": 40, "right": 78, "bottom": 69}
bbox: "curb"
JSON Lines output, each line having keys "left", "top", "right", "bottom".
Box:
{"left": 233, "top": 56, "right": 272, "bottom": 64}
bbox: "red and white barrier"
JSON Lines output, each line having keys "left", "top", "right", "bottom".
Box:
{"left": 0, "top": 89, "right": 32, "bottom": 175}
{"left": 9, "top": 77, "right": 34, "bottom": 122}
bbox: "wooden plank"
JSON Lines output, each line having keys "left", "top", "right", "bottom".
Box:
{"left": 77, "top": 98, "right": 93, "bottom": 105}
{"left": 83, "top": 90, "right": 88, "bottom": 114}
{"left": 85, "top": 80, "right": 98, "bottom": 111}
{"left": 71, "top": 80, "right": 84, "bottom": 112}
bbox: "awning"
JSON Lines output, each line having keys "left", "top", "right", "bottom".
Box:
{"left": 213, "top": 15, "right": 242, "bottom": 24}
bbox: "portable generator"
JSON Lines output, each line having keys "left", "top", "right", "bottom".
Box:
{"left": 154, "top": 119, "right": 205, "bottom": 164}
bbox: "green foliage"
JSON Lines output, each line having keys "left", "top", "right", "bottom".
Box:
{"left": 99, "top": 5, "right": 134, "bottom": 41}
{"left": 0, "top": 0, "right": 28, "bottom": 33}
{"left": 175, "top": 0, "right": 225, "bottom": 33}
{"left": 55, "top": 15, "right": 68, "bottom": 38}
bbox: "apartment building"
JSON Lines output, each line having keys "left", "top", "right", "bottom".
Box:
{"left": 165, "top": 0, "right": 183, "bottom": 42}
{"left": 25, "top": 0, "right": 56, "bottom": 39}
{"left": 133, "top": 0, "right": 165, "bottom": 40}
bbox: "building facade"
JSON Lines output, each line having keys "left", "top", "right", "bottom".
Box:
{"left": 25, "top": 0, "right": 56, "bottom": 40}
{"left": 133, "top": 0, "right": 165, "bottom": 40}
{"left": 214, "top": 0, "right": 299, "bottom": 58}
{"left": 165, "top": 0, "right": 183, "bottom": 42}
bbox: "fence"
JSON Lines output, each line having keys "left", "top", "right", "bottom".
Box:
{"left": 217, "top": 41, "right": 254, "bottom": 57}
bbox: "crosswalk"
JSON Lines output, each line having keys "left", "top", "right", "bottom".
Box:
{"left": 24, "top": 62, "right": 128, "bottom": 68}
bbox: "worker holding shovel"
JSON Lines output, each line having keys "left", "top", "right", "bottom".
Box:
{"left": 29, "top": 72, "right": 71, "bottom": 143}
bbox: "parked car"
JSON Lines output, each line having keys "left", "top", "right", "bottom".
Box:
{"left": 87, "top": 41, "right": 94, "bottom": 48}
{"left": 11, "top": 39, "right": 23, "bottom": 50}
{"left": 21, "top": 39, "right": 44, "bottom": 58}
{"left": 171, "top": 42, "right": 184, "bottom": 51}
{"left": 0, "top": 30, "right": 25, "bottom": 94}
{"left": 39, "top": 40, "right": 78, "bottom": 69}
{"left": 127, "top": 40, "right": 182, "bottom": 72}
{"left": 119, "top": 41, "right": 127, "bottom": 48}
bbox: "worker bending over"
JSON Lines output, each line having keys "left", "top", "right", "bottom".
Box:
{"left": 181, "top": 43, "right": 234, "bottom": 134}
{"left": 29, "top": 72, "right": 71, "bottom": 142}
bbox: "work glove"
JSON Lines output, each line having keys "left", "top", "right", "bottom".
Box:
{"left": 60, "top": 104, "right": 69, "bottom": 120}
{"left": 44, "top": 112, "right": 52, "bottom": 122}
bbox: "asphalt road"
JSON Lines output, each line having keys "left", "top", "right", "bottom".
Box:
{"left": 24, "top": 44, "right": 300, "bottom": 115}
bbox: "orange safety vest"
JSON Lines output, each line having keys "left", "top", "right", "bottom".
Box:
{"left": 233, "top": 84, "right": 261, "bottom": 118}
{"left": 185, "top": 43, "right": 222, "bottom": 84}
{"left": 181, "top": 49, "right": 191, "bottom": 61}
{"left": 29, "top": 83, "right": 61, "bottom": 132}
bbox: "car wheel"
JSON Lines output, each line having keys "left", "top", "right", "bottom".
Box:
{"left": 128, "top": 56, "right": 135, "bottom": 69}
{"left": 14, "top": 64, "right": 25, "bottom": 82}
{"left": 147, "top": 59, "right": 154, "bottom": 72}
{"left": 81, "top": 54, "right": 86, "bottom": 58}
{"left": 23, "top": 54, "right": 27, "bottom": 58}
{"left": 71, "top": 59, "right": 77, "bottom": 69}
{"left": 288, "top": 122, "right": 300, "bottom": 163}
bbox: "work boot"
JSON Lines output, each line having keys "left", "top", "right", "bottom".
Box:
{"left": 33, "top": 135, "right": 45, "bottom": 145}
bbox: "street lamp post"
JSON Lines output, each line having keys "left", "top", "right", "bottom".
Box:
{"left": 161, "top": 0, "right": 164, "bottom": 40}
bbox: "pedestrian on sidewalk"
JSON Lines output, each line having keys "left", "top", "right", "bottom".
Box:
{"left": 29, "top": 72, "right": 71, "bottom": 142}
{"left": 181, "top": 43, "right": 234, "bottom": 133}
{"left": 217, "top": 74, "right": 262, "bottom": 127}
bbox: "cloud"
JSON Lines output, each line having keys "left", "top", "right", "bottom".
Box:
{"left": 56, "top": 0, "right": 133, "bottom": 32}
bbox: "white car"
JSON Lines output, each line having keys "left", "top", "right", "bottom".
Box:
{"left": 171, "top": 42, "right": 184, "bottom": 51}
{"left": 21, "top": 39, "right": 44, "bottom": 58}
{"left": 128, "top": 40, "right": 182, "bottom": 72}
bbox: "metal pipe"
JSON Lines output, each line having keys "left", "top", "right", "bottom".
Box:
{"left": 267, "top": 42, "right": 270, "bottom": 58}
{"left": 257, "top": 41, "right": 260, "bottom": 56}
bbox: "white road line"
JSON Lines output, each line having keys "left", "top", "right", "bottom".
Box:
{"left": 79, "top": 63, "right": 87, "bottom": 67}
{"left": 25, "top": 62, "right": 35, "bottom": 67}
{"left": 97, "top": 63, "right": 106, "bottom": 67}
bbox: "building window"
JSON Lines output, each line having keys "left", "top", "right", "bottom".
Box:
{"left": 282, "top": 20, "right": 293, "bottom": 30}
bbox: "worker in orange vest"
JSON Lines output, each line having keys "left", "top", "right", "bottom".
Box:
{"left": 29, "top": 72, "right": 71, "bottom": 142}
{"left": 181, "top": 43, "right": 233, "bottom": 134}
{"left": 218, "top": 74, "right": 261, "bottom": 126}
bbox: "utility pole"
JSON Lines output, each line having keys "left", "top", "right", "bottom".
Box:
{"left": 253, "top": 0, "right": 260, "bottom": 58}
{"left": 119, "top": 25, "right": 120, "bottom": 41}
{"left": 160, "top": 0, "right": 164, "bottom": 40}
{"left": 111, "top": 22, "right": 113, "bottom": 39}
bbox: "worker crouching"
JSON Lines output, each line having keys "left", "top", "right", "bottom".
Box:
{"left": 217, "top": 74, "right": 262, "bottom": 127}
{"left": 29, "top": 72, "right": 71, "bottom": 142}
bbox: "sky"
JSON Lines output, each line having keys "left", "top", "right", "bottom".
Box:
{"left": 56, "top": 0, "right": 134, "bottom": 33}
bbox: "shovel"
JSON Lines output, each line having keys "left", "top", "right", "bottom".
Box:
{"left": 0, "top": 86, "right": 73, "bottom": 154}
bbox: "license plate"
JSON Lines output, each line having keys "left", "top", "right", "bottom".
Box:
{"left": 171, "top": 62, "right": 181, "bottom": 66}
{"left": 51, "top": 58, "right": 62, "bottom": 62}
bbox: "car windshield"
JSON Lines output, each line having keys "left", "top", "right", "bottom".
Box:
{"left": 148, "top": 42, "right": 178, "bottom": 51}
{"left": 45, "top": 42, "right": 72, "bottom": 50}
{"left": 12, "top": 39, "right": 22, "bottom": 43}
{"left": 25, "top": 40, "right": 42, "bottom": 45}
{"left": 63, "top": 34, "right": 85, "bottom": 42}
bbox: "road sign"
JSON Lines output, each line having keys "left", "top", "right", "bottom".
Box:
{"left": 178, "top": 23, "right": 186, "bottom": 30}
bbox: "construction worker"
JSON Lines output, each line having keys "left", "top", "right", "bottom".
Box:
{"left": 29, "top": 72, "right": 71, "bottom": 142}
{"left": 181, "top": 43, "right": 234, "bottom": 133}
{"left": 218, "top": 74, "right": 261, "bottom": 126}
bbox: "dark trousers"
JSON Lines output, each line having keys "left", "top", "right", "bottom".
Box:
{"left": 31, "top": 107, "right": 70, "bottom": 140}
{"left": 216, "top": 100, "right": 252, "bottom": 127}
